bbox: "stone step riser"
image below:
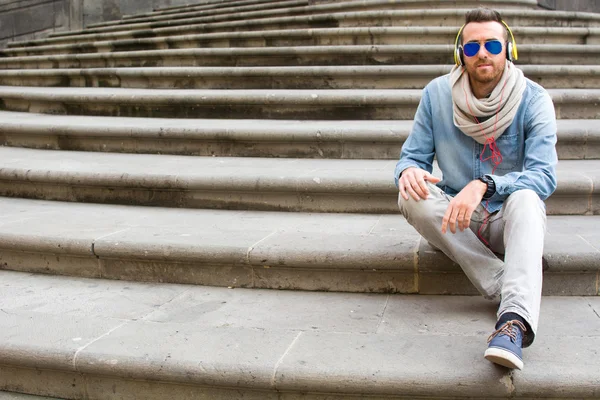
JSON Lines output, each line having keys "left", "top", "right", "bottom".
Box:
{"left": 0, "top": 93, "right": 597, "bottom": 120}
{"left": 0, "top": 67, "right": 598, "bottom": 90}
{"left": 0, "top": 196, "right": 596, "bottom": 298}
{"left": 0, "top": 178, "right": 594, "bottom": 215}
{"left": 4, "top": 29, "right": 596, "bottom": 57}
{"left": 1, "top": 47, "right": 597, "bottom": 69}
{"left": 0, "top": 245, "right": 595, "bottom": 296}
{"left": 10, "top": 11, "right": 600, "bottom": 49}
{"left": 85, "top": 0, "right": 309, "bottom": 31}
{"left": 102, "top": 0, "right": 538, "bottom": 29}
{"left": 66, "top": 0, "right": 538, "bottom": 38}
{"left": 42, "top": 2, "right": 544, "bottom": 43}
{"left": 1, "top": 127, "right": 595, "bottom": 160}
{"left": 154, "top": 0, "right": 260, "bottom": 13}
{"left": 118, "top": 0, "right": 293, "bottom": 23}
{"left": 0, "top": 390, "right": 61, "bottom": 400}
{"left": 51, "top": 0, "right": 314, "bottom": 39}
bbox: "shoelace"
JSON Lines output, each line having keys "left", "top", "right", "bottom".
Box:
{"left": 487, "top": 320, "right": 527, "bottom": 344}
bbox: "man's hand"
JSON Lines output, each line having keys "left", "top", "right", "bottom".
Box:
{"left": 441, "top": 180, "right": 488, "bottom": 234}
{"left": 399, "top": 167, "right": 441, "bottom": 201}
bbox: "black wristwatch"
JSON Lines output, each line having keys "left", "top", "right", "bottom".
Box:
{"left": 478, "top": 175, "right": 496, "bottom": 200}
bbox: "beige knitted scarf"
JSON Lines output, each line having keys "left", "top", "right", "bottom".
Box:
{"left": 450, "top": 61, "right": 526, "bottom": 144}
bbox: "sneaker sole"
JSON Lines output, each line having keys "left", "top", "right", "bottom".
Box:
{"left": 484, "top": 347, "right": 524, "bottom": 370}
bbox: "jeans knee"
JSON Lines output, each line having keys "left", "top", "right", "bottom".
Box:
{"left": 398, "top": 192, "right": 439, "bottom": 224}
{"left": 504, "top": 189, "right": 546, "bottom": 221}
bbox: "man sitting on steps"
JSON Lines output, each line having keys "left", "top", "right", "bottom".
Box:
{"left": 394, "top": 7, "right": 558, "bottom": 370}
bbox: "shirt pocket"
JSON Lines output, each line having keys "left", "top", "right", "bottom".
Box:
{"left": 492, "top": 132, "right": 521, "bottom": 171}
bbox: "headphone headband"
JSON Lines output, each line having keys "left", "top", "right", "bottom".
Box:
{"left": 454, "top": 20, "right": 518, "bottom": 66}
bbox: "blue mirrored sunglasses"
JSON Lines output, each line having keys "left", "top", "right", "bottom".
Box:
{"left": 463, "top": 40, "right": 503, "bottom": 57}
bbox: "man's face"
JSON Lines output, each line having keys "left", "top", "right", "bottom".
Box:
{"left": 461, "top": 21, "right": 507, "bottom": 87}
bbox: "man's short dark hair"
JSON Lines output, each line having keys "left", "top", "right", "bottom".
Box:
{"left": 463, "top": 8, "right": 509, "bottom": 41}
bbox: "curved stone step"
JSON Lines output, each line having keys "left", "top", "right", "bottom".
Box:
{"left": 0, "top": 86, "right": 597, "bottom": 120}
{"left": 0, "top": 393, "right": 62, "bottom": 400}
{"left": 0, "top": 111, "right": 596, "bottom": 160}
{"left": 90, "top": 0, "right": 309, "bottom": 30}
{"left": 153, "top": 0, "right": 282, "bottom": 14}
{"left": 0, "top": 65, "right": 598, "bottom": 90}
{"left": 9, "top": 8, "right": 600, "bottom": 49}
{"left": 0, "top": 197, "right": 597, "bottom": 296}
{"left": 0, "top": 271, "right": 598, "bottom": 400}
{"left": 51, "top": 0, "right": 315, "bottom": 39}
{"left": 49, "top": 0, "right": 537, "bottom": 39}
{"left": 115, "top": 0, "right": 537, "bottom": 27}
{"left": 123, "top": 0, "right": 291, "bottom": 23}
{"left": 0, "top": 147, "right": 595, "bottom": 215}
{"left": 4, "top": 26, "right": 598, "bottom": 57}
{"left": 1, "top": 45, "right": 598, "bottom": 70}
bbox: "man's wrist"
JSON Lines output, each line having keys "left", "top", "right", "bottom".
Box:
{"left": 478, "top": 175, "right": 496, "bottom": 200}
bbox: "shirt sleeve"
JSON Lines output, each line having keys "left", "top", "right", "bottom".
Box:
{"left": 487, "top": 88, "right": 558, "bottom": 202}
{"left": 394, "top": 86, "right": 436, "bottom": 188}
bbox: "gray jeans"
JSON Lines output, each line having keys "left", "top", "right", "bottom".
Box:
{"left": 398, "top": 182, "right": 546, "bottom": 346}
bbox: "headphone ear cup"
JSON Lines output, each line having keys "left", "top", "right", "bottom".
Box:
{"left": 456, "top": 45, "right": 464, "bottom": 66}
{"left": 506, "top": 41, "right": 513, "bottom": 62}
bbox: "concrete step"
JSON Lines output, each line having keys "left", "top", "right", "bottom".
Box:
{"left": 0, "top": 393, "right": 62, "bottom": 400}
{"left": 113, "top": 0, "right": 538, "bottom": 28}
{"left": 0, "top": 198, "right": 597, "bottom": 295}
{"left": 153, "top": 0, "right": 282, "bottom": 14}
{"left": 0, "top": 65, "right": 598, "bottom": 90}
{"left": 5, "top": 26, "right": 599, "bottom": 57}
{"left": 1, "top": 271, "right": 598, "bottom": 399}
{"left": 0, "top": 111, "right": 596, "bottom": 161}
{"left": 48, "top": 0, "right": 538, "bottom": 39}
{"left": 9, "top": 8, "right": 600, "bottom": 49}
{"left": 0, "top": 147, "right": 595, "bottom": 215}
{"left": 51, "top": 0, "right": 316, "bottom": 39}
{"left": 90, "top": 0, "right": 309, "bottom": 30}
{"left": 0, "top": 86, "right": 598, "bottom": 120}
{"left": 1, "top": 45, "right": 599, "bottom": 70}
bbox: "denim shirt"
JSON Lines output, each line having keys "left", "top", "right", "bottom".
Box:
{"left": 394, "top": 73, "right": 558, "bottom": 213}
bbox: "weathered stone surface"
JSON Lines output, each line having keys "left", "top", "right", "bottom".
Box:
{"left": 10, "top": 8, "right": 600, "bottom": 49}
{"left": 4, "top": 65, "right": 600, "bottom": 91}
{"left": 1, "top": 271, "right": 598, "bottom": 398}
{"left": 1, "top": 86, "right": 599, "bottom": 120}
{"left": 0, "top": 111, "right": 597, "bottom": 160}
{"left": 275, "top": 332, "right": 512, "bottom": 397}
{"left": 143, "top": 286, "right": 388, "bottom": 332}
{"left": 0, "top": 366, "right": 84, "bottom": 399}
{"left": 97, "top": 0, "right": 535, "bottom": 30}
{"left": 0, "top": 272, "right": 186, "bottom": 319}
{"left": 0, "top": 197, "right": 596, "bottom": 294}
{"left": 7, "top": 27, "right": 600, "bottom": 57}
{"left": 0, "top": 148, "right": 595, "bottom": 214}
{"left": 1, "top": 0, "right": 599, "bottom": 398}
{"left": 0, "top": 391, "right": 64, "bottom": 399}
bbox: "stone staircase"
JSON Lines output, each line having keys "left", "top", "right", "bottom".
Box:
{"left": 0, "top": 0, "right": 598, "bottom": 398}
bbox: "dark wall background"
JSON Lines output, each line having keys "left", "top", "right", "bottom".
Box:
{"left": 539, "top": 0, "right": 600, "bottom": 12}
{"left": 0, "top": 0, "right": 68, "bottom": 48}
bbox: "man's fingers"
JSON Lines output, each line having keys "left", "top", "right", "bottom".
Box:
{"left": 399, "top": 183, "right": 409, "bottom": 201}
{"left": 458, "top": 210, "right": 467, "bottom": 231}
{"left": 448, "top": 207, "right": 460, "bottom": 234}
{"left": 406, "top": 183, "right": 421, "bottom": 201}
{"left": 424, "top": 173, "right": 441, "bottom": 183}
{"left": 417, "top": 176, "right": 430, "bottom": 198}
{"left": 407, "top": 173, "right": 428, "bottom": 200}
{"left": 462, "top": 209, "right": 474, "bottom": 231}
{"left": 456, "top": 211, "right": 465, "bottom": 231}
{"left": 441, "top": 206, "right": 452, "bottom": 234}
